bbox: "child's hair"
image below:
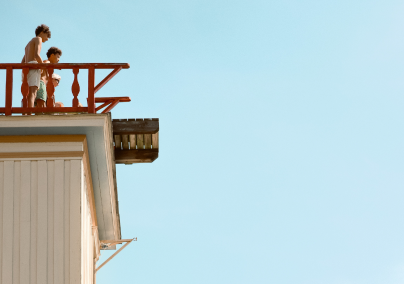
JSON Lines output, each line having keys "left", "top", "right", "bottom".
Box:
{"left": 35, "top": 24, "right": 51, "bottom": 38}
{"left": 47, "top": 47, "right": 62, "bottom": 58}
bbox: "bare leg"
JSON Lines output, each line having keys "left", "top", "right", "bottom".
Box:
{"left": 36, "top": 99, "right": 46, "bottom": 108}
{"left": 28, "top": 86, "right": 38, "bottom": 108}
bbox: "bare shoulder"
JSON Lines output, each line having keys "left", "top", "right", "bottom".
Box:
{"left": 31, "top": 37, "right": 42, "bottom": 45}
{"left": 44, "top": 60, "right": 50, "bottom": 63}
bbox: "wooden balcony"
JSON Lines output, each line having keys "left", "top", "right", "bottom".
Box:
{"left": 0, "top": 63, "right": 160, "bottom": 164}
{"left": 0, "top": 63, "right": 130, "bottom": 115}
{"left": 112, "top": 118, "right": 159, "bottom": 164}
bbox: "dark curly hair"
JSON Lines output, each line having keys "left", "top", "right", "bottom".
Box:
{"left": 35, "top": 24, "right": 51, "bottom": 38}
{"left": 46, "top": 47, "right": 62, "bottom": 59}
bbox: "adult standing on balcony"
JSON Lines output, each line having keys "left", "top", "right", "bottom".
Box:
{"left": 21, "top": 24, "right": 51, "bottom": 108}
{"left": 36, "top": 47, "right": 62, "bottom": 107}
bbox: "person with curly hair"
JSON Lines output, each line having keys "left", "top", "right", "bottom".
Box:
{"left": 21, "top": 24, "right": 51, "bottom": 110}
{"left": 36, "top": 47, "right": 62, "bottom": 107}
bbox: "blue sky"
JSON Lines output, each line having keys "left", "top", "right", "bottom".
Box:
{"left": 2, "top": 0, "right": 404, "bottom": 283}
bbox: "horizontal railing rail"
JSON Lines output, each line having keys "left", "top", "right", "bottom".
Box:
{"left": 1, "top": 63, "right": 130, "bottom": 115}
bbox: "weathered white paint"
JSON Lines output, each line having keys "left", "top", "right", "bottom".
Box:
{"left": 0, "top": 158, "right": 97, "bottom": 284}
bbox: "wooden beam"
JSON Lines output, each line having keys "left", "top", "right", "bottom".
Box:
{"left": 152, "top": 132, "right": 159, "bottom": 149}
{"left": 88, "top": 66, "right": 95, "bottom": 113}
{"left": 101, "top": 100, "right": 119, "bottom": 113}
{"left": 95, "top": 97, "right": 131, "bottom": 103}
{"left": 114, "top": 149, "right": 158, "bottom": 164}
{"left": 94, "top": 67, "right": 123, "bottom": 94}
{"left": 95, "top": 100, "right": 112, "bottom": 112}
{"left": 5, "top": 67, "right": 12, "bottom": 116}
{"left": 129, "top": 135, "right": 136, "bottom": 149}
{"left": 112, "top": 119, "right": 159, "bottom": 134}
{"left": 114, "top": 135, "right": 122, "bottom": 150}
{"left": 21, "top": 68, "right": 29, "bottom": 108}
{"left": 144, "top": 134, "right": 151, "bottom": 149}
{"left": 9, "top": 107, "right": 88, "bottom": 113}
{"left": 0, "top": 63, "right": 130, "bottom": 69}
{"left": 136, "top": 134, "right": 144, "bottom": 150}
{"left": 121, "top": 135, "right": 129, "bottom": 150}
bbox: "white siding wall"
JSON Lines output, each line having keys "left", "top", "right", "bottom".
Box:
{"left": 81, "top": 168, "right": 94, "bottom": 284}
{"left": 0, "top": 159, "right": 95, "bottom": 284}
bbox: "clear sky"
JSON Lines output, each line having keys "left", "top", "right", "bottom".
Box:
{"left": 1, "top": 0, "right": 404, "bottom": 283}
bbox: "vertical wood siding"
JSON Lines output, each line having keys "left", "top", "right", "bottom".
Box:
{"left": 20, "top": 161, "right": 31, "bottom": 284}
{"left": 81, "top": 174, "right": 94, "bottom": 284}
{"left": 0, "top": 159, "right": 95, "bottom": 284}
{"left": 70, "top": 160, "right": 81, "bottom": 284}
{"left": 3, "top": 161, "right": 14, "bottom": 284}
{"left": 30, "top": 161, "right": 38, "bottom": 284}
{"left": 0, "top": 162, "right": 3, "bottom": 283}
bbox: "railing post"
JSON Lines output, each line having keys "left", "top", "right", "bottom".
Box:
{"left": 88, "top": 66, "right": 95, "bottom": 113}
{"left": 21, "top": 68, "right": 29, "bottom": 108}
{"left": 72, "top": 68, "right": 80, "bottom": 107}
{"left": 46, "top": 67, "right": 55, "bottom": 107}
{"left": 5, "top": 67, "right": 13, "bottom": 116}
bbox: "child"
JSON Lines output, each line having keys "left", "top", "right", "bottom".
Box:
{"left": 36, "top": 47, "right": 62, "bottom": 108}
{"left": 52, "top": 73, "right": 64, "bottom": 107}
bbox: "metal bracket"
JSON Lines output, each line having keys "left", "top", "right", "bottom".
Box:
{"left": 96, "top": 238, "right": 137, "bottom": 272}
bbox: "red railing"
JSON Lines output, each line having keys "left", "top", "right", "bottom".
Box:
{"left": 0, "top": 63, "right": 131, "bottom": 115}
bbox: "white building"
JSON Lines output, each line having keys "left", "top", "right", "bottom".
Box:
{"left": 0, "top": 114, "right": 159, "bottom": 283}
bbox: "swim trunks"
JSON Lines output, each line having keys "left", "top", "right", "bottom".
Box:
{"left": 21, "top": 60, "right": 41, "bottom": 88}
{"left": 36, "top": 80, "right": 47, "bottom": 102}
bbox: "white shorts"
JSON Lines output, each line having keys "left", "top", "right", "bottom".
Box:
{"left": 21, "top": 61, "right": 41, "bottom": 88}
